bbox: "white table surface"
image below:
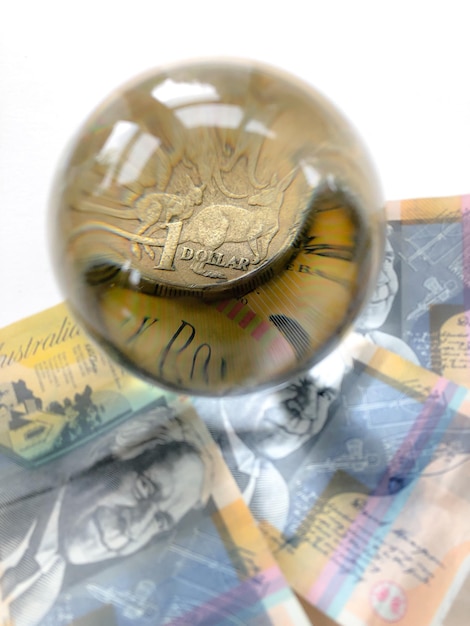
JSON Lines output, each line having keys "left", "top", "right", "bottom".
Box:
{"left": 1, "top": 0, "right": 469, "bottom": 329}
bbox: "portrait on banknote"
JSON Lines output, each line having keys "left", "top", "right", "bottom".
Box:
{"left": 0, "top": 400, "right": 213, "bottom": 625}
{"left": 194, "top": 225, "right": 421, "bottom": 533}
{"left": 196, "top": 315, "right": 470, "bottom": 539}
{"left": 194, "top": 346, "right": 349, "bottom": 531}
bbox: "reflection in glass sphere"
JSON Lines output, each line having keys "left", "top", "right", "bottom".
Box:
{"left": 50, "top": 60, "right": 384, "bottom": 395}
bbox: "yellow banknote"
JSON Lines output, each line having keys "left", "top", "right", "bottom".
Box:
{"left": 0, "top": 303, "right": 168, "bottom": 465}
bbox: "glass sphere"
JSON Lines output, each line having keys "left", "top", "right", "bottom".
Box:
{"left": 50, "top": 59, "right": 384, "bottom": 395}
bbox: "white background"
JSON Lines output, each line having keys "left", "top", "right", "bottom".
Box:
{"left": 1, "top": 0, "right": 469, "bottom": 329}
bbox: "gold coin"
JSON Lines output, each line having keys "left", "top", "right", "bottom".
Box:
{"left": 50, "top": 60, "right": 384, "bottom": 394}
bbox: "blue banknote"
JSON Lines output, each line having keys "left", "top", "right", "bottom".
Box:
{"left": 194, "top": 334, "right": 470, "bottom": 625}
{"left": 356, "top": 194, "right": 470, "bottom": 385}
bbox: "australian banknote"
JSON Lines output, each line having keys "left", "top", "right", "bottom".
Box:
{"left": 0, "top": 303, "right": 165, "bottom": 466}
{"left": 356, "top": 193, "right": 470, "bottom": 387}
{"left": 0, "top": 305, "right": 312, "bottom": 626}
{"left": 194, "top": 333, "right": 470, "bottom": 626}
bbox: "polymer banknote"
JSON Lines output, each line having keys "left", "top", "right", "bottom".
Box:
{"left": 0, "top": 303, "right": 164, "bottom": 466}
{"left": 195, "top": 334, "right": 470, "bottom": 626}
{"left": 356, "top": 193, "right": 470, "bottom": 386}
{"left": 0, "top": 305, "right": 311, "bottom": 626}
{"left": 4, "top": 191, "right": 470, "bottom": 626}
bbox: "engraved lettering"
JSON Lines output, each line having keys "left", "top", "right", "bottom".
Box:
{"left": 179, "top": 249, "right": 250, "bottom": 272}
{"left": 208, "top": 251, "right": 225, "bottom": 266}
{"left": 225, "top": 256, "right": 239, "bottom": 269}
{"left": 181, "top": 246, "right": 194, "bottom": 260}
{"left": 195, "top": 249, "right": 208, "bottom": 262}
{"left": 156, "top": 221, "right": 183, "bottom": 270}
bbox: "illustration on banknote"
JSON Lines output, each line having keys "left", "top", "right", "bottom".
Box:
{"left": 249, "top": 338, "right": 470, "bottom": 626}
{"left": 198, "top": 331, "right": 470, "bottom": 542}
{"left": 366, "top": 198, "right": 470, "bottom": 379}
{"left": 39, "top": 595, "right": 74, "bottom": 626}
{"left": 86, "top": 580, "right": 159, "bottom": 619}
{"left": 194, "top": 228, "right": 420, "bottom": 532}
{"left": 0, "top": 378, "right": 132, "bottom": 466}
{"left": 355, "top": 225, "right": 420, "bottom": 365}
{"left": 0, "top": 389, "right": 311, "bottom": 626}
{"left": 190, "top": 196, "right": 470, "bottom": 626}
{"left": 0, "top": 400, "right": 213, "bottom": 625}
{"left": 195, "top": 346, "right": 349, "bottom": 530}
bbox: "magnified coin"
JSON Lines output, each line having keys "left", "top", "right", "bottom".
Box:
{"left": 50, "top": 59, "right": 385, "bottom": 395}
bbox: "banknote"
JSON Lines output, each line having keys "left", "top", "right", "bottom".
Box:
{"left": 0, "top": 303, "right": 168, "bottom": 466}
{"left": 0, "top": 308, "right": 312, "bottom": 626}
{"left": 356, "top": 193, "right": 470, "bottom": 387}
{"left": 194, "top": 334, "right": 470, "bottom": 626}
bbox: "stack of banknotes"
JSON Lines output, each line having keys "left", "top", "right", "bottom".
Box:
{"left": 1, "top": 194, "right": 469, "bottom": 626}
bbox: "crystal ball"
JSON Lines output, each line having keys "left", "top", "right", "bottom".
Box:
{"left": 50, "top": 59, "right": 384, "bottom": 395}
